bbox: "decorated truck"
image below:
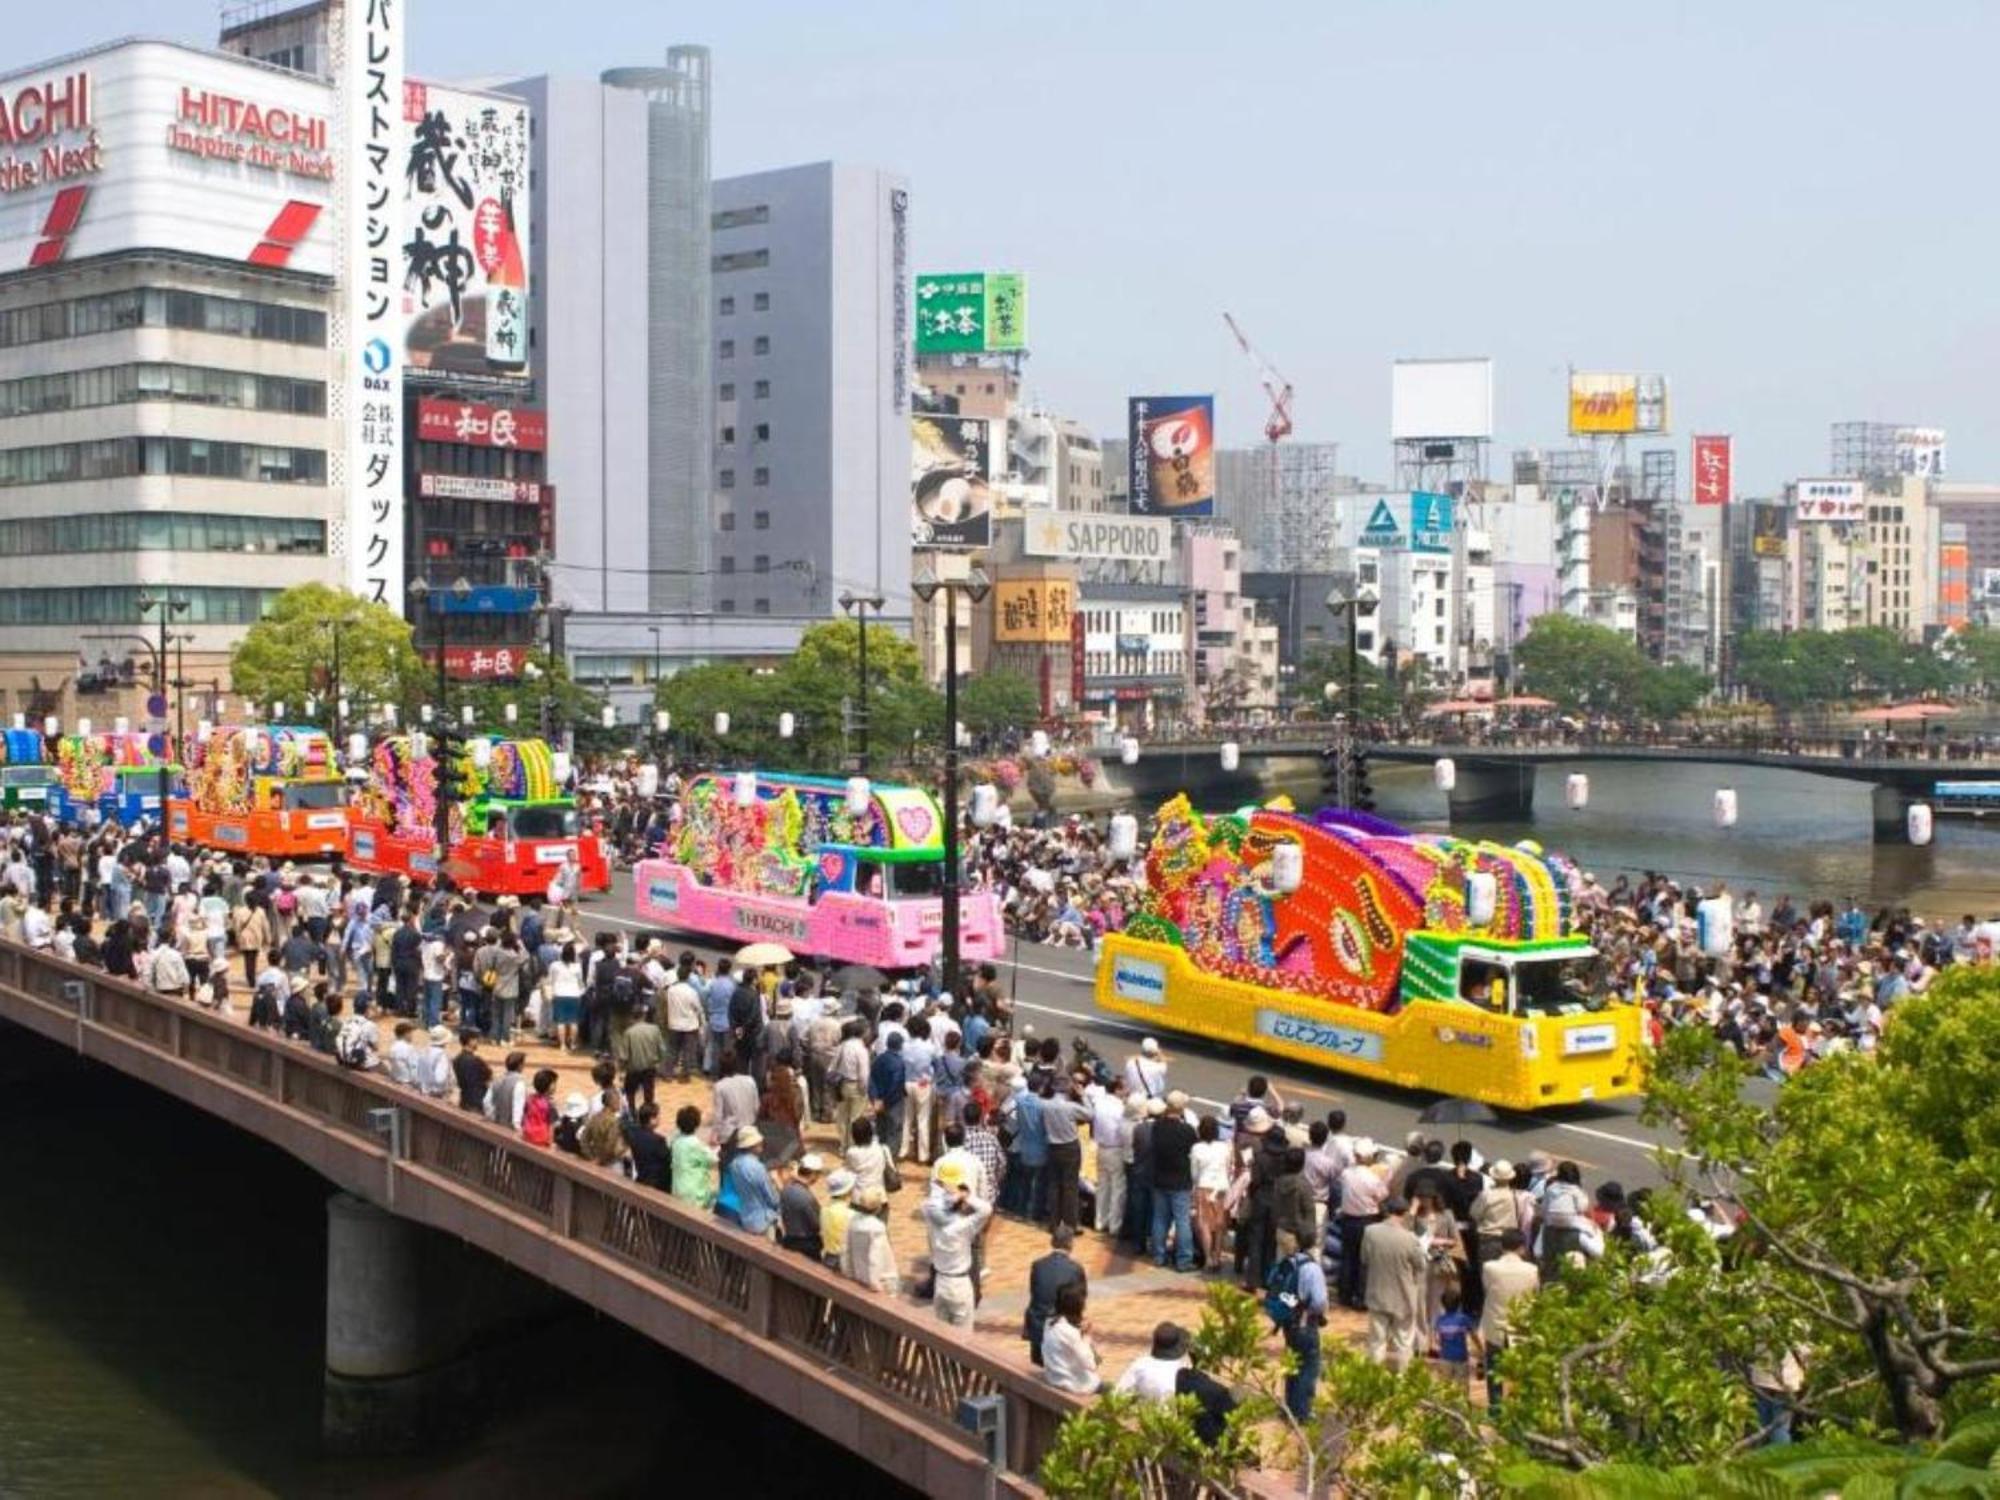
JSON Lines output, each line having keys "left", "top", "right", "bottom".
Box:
{"left": 345, "top": 734, "right": 609, "bottom": 896}
{"left": 167, "top": 726, "right": 349, "bottom": 857}
{"left": 0, "top": 727, "right": 60, "bottom": 812}
{"left": 633, "top": 771, "right": 1004, "bottom": 969}
{"left": 1094, "top": 796, "right": 1642, "bottom": 1110}
{"left": 54, "top": 730, "right": 180, "bottom": 826}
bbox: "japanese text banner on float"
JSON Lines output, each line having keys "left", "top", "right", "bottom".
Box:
{"left": 994, "top": 580, "right": 1076, "bottom": 644}
{"left": 343, "top": 0, "right": 404, "bottom": 606}
{"left": 401, "top": 82, "right": 530, "bottom": 386}
{"left": 1128, "top": 396, "right": 1215, "bottom": 517}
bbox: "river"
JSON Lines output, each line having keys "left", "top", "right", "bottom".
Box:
{"left": 0, "top": 1028, "right": 916, "bottom": 1500}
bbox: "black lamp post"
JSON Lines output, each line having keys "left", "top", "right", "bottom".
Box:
{"left": 137, "top": 589, "right": 189, "bottom": 815}
{"left": 838, "top": 591, "right": 886, "bottom": 772}
{"left": 910, "top": 564, "right": 990, "bottom": 998}
{"left": 409, "top": 575, "right": 472, "bottom": 860}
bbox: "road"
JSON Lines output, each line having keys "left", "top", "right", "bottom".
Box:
{"left": 571, "top": 866, "right": 1720, "bottom": 1190}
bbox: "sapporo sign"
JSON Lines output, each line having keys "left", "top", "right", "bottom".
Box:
{"left": 914, "top": 271, "right": 1026, "bottom": 354}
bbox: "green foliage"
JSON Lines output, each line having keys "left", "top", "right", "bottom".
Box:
{"left": 1734, "top": 627, "right": 1956, "bottom": 713}
{"left": 956, "top": 668, "right": 1042, "bottom": 737}
{"left": 452, "top": 651, "right": 607, "bottom": 747}
{"left": 228, "top": 583, "right": 425, "bottom": 716}
{"left": 1297, "top": 646, "right": 1401, "bottom": 718}
{"left": 1515, "top": 615, "right": 1709, "bottom": 719}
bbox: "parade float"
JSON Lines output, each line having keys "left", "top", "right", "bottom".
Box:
{"left": 0, "top": 727, "right": 59, "bottom": 812}
{"left": 54, "top": 730, "right": 180, "bottom": 826}
{"left": 1094, "top": 796, "right": 1642, "bottom": 1109}
{"left": 345, "top": 734, "right": 609, "bottom": 896}
{"left": 167, "top": 725, "right": 349, "bottom": 857}
{"left": 633, "top": 771, "right": 1003, "bottom": 969}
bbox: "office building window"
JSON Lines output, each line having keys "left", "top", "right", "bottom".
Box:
{"left": 753, "top": 598, "right": 770, "bottom": 615}
{"left": 719, "top": 383, "right": 736, "bottom": 401}
{"left": 0, "top": 437, "right": 326, "bottom": 487}
{"left": 753, "top": 467, "right": 769, "bottom": 487}
{"left": 720, "top": 426, "right": 735, "bottom": 444}
{"left": 719, "top": 296, "right": 735, "bottom": 315}
{"left": 0, "top": 585, "right": 280, "bottom": 626}
{"left": 752, "top": 292, "right": 769, "bottom": 311}
{"left": 0, "top": 512, "right": 325, "bottom": 557}
{"left": 718, "top": 512, "right": 736, "bottom": 531}
{"left": 718, "top": 339, "right": 735, "bottom": 359}
{"left": 718, "top": 470, "right": 736, "bottom": 489}
{"left": 753, "top": 510, "right": 769, "bottom": 530}
{"left": 711, "top": 249, "right": 770, "bottom": 273}
{"left": 754, "top": 380, "right": 770, "bottom": 399}
{"left": 753, "top": 555, "right": 770, "bottom": 574}
{"left": 719, "top": 557, "right": 735, "bottom": 574}
{"left": 711, "top": 205, "right": 771, "bottom": 230}
{"left": 752, "top": 335, "right": 769, "bottom": 355}
{"left": 718, "top": 598, "right": 738, "bottom": 614}
{"left": 0, "top": 363, "right": 325, "bottom": 418}
{"left": 754, "top": 423, "right": 769, "bottom": 442}
{"left": 0, "top": 287, "right": 326, "bottom": 350}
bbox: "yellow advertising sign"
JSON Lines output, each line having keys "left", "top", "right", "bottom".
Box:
{"left": 1568, "top": 371, "right": 1668, "bottom": 436}
{"left": 994, "top": 580, "right": 1075, "bottom": 643}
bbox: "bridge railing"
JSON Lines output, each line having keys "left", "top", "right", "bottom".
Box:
{"left": 0, "top": 942, "right": 1081, "bottom": 1493}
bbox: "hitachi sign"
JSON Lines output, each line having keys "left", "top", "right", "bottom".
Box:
{"left": 178, "top": 88, "right": 327, "bottom": 150}
{"left": 0, "top": 74, "right": 90, "bottom": 147}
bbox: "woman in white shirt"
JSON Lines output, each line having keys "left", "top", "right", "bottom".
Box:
{"left": 1041, "top": 1282, "right": 1101, "bottom": 1394}
{"left": 1189, "top": 1115, "right": 1234, "bottom": 1273}
{"left": 546, "top": 942, "right": 585, "bottom": 1053}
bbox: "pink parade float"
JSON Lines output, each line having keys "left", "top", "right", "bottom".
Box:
{"left": 633, "top": 771, "right": 1002, "bottom": 970}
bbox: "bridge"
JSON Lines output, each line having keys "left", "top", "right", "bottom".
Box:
{"left": 0, "top": 943, "right": 1077, "bottom": 1498}
{"left": 1113, "top": 729, "right": 2000, "bottom": 840}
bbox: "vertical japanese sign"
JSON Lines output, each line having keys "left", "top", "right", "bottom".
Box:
{"left": 1127, "top": 396, "right": 1215, "bottom": 517}
{"left": 343, "top": 0, "right": 404, "bottom": 605}
{"left": 1692, "top": 434, "right": 1732, "bottom": 506}
{"left": 400, "top": 83, "right": 530, "bottom": 384}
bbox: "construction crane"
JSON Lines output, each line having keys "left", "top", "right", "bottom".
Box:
{"left": 1223, "top": 312, "right": 1294, "bottom": 444}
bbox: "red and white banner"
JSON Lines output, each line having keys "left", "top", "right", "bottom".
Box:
{"left": 435, "top": 646, "right": 528, "bottom": 681}
{"left": 1692, "top": 434, "right": 1732, "bottom": 507}
{"left": 418, "top": 472, "right": 541, "bottom": 504}
{"left": 416, "top": 398, "right": 547, "bottom": 451}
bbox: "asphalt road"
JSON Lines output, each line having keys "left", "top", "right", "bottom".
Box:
{"left": 571, "top": 867, "right": 1709, "bottom": 1190}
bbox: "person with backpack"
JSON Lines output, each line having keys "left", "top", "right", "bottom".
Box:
{"left": 1265, "top": 1227, "right": 1329, "bottom": 1419}
{"left": 308, "top": 986, "right": 341, "bottom": 1056}
{"left": 335, "top": 1001, "right": 382, "bottom": 1071}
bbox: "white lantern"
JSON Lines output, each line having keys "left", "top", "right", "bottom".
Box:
{"left": 714, "top": 711, "right": 730, "bottom": 737}
{"left": 1696, "top": 893, "right": 1735, "bottom": 956}
{"left": 1029, "top": 729, "right": 1050, "bottom": 758}
{"left": 42, "top": 715, "right": 58, "bottom": 737}
{"left": 733, "top": 770, "right": 757, "bottom": 807}
{"left": 304, "top": 697, "right": 317, "bottom": 718}
{"left": 1433, "top": 757, "right": 1457, "bottom": 792}
{"left": 1565, "top": 772, "right": 1590, "bottom": 811}
{"left": 1908, "top": 802, "right": 1934, "bottom": 847}
{"left": 410, "top": 731, "right": 429, "bottom": 760}
{"left": 1108, "top": 813, "right": 1139, "bottom": 861}
{"left": 1121, "top": 736, "right": 1140, "bottom": 766}
{"left": 76, "top": 717, "right": 92, "bottom": 737}
{"left": 1466, "top": 871, "right": 1498, "bottom": 928}
{"left": 114, "top": 715, "right": 131, "bottom": 734}
{"left": 1220, "top": 740, "right": 1240, "bottom": 772}
{"left": 338, "top": 698, "right": 350, "bottom": 719}
{"left": 846, "top": 776, "right": 871, "bottom": 815}
{"left": 242, "top": 729, "right": 262, "bottom": 762}
{"left": 420, "top": 704, "right": 434, "bottom": 724}
{"left": 957, "top": 720, "right": 970, "bottom": 748}
{"left": 601, "top": 705, "right": 616, "bottom": 729}
{"left": 471, "top": 738, "right": 492, "bottom": 770}
{"left": 461, "top": 704, "right": 475, "bottom": 726}
{"left": 637, "top": 763, "right": 660, "bottom": 797}
{"left": 1714, "top": 788, "right": 1738, "bottom": 829}
{"left": 347, "top": 732, "right": 368, "bottom": 764}
{"left": 778, "top": 711, "right": 796, "bottom": 739}
{"left": 552, "top": 750, "right": 572, "bottom": 784}
{"left": 970, "top": 783, "right": 1000, "bottom": 828}
{"left": 196, "top": 718, "right": 213, "bottom": 740}
{"left": 1271, "top": 842, "right": 1304, "bottom": 893}
{"left": 654, "top": 709, "right": 670, "bottom": 734}
{"left": 383, "top": 704, "right": 399, "bottom": 727}
{"left": 504, "top": 702, "right": 518, "bottom": 724}
{"left": 213, "top": 699, "right": 227, "bottom": 717}
{"left": 272, "top": 701, "right": 286, "bottom": 721}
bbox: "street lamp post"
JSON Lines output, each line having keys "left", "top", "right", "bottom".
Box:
{"left": 321, "top": 616, "right": 354, "bottom": 748}
{"left": 838, "top": 591, "right": 886, "bottom": 773}
{"left": 409, "top": 575, "right": 472, "bottom": 862}
{"left": 534, "top": 598, "right": 573, "bottom": 745}
{"left": 910, "top": 565, "right": 990, "bottom": 998}
{"left": 137, "top": 589, "right": 189, "bottom": 816}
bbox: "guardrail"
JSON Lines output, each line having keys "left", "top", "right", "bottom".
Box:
{"left": 0, "top": 942, "right": 1079, "bottom": 1498}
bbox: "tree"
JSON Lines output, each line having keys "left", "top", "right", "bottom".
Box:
{"left": 228, "top": 583, "right": 426, "bottom": 719}
{"left": 1515, "top": 616, "right": 1651, "bottom": 715}
{"left": 1636, "top": 662, "right": 1710, "bottom": 721}
{"left": 452, "top": 651, "right": 607, "bottom": 747}
{"left": 956, "top": 668, "right": 1041, "bottom": 738}
{"left": 1296, "top": 647, "right": 1398, "bottom": 719}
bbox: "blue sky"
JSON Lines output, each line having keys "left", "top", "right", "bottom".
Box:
{"left": 29, "top": 1, "right": 2000, "bottom": 492}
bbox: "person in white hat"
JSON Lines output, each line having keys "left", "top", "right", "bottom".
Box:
{"left": 1124, "top": 1037, "right": 1168, "bottom": 1102}
{"left": 820, "top": 1170, "right": 856, "bottom": 1269}
{"left": 778, "top": 1153, "right": 826, "bottom": 1261}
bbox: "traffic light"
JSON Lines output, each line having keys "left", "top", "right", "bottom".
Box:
{"left": 1320, "top": 745, "right": 1343, "bottom": 808}
{"left": 1349, "top": 744, "right": 1376, "bottom": 813}
{"left": 431, "top": 723, "right": 459, "bottom": 812}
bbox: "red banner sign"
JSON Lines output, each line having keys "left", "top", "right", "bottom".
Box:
{"left": 416, "top": 398, "right": 547, "bottom": 451}
{"left": 1692, "top": 434, "right": 1732, "bottom": 507}
{"left": 1070, "top": 610, "right": 1086, "bottom": 705}
{"left": 436, "top": 645, "right": 527, "bottom": 681}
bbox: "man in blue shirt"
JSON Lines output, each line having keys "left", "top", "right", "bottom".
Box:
{"left": 869, "top": 1031, "right": 909, "bottom": 1156}
{"left": 1278, "top": 1228, "right": 1329, "bottom": 1420}
{"left": 1005, "top": 1084, "right": 1049, "bottom": 1220}
{"left": 703, "top": 965, "right": 735, "bottom": 1077}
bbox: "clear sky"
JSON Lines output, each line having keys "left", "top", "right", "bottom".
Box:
{"left": 25, "top": 0, "right": 2000, "bottom": 493}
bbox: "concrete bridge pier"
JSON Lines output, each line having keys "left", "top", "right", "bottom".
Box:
{"left": 1871, "top": 784, "right": 1923, "bottom": 844}
{"left": 1447, "top": 761, "right": 1537, "bottom": 823}
{"left": 323, "top": 1192, "right": 563, "bottom": 1453}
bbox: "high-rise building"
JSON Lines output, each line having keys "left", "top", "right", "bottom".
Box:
{"left": 706, "top": 162, "right": 911, "bottom": 628}
{"left": 1214, "top": 442, "right": 1342, "bottom": 573}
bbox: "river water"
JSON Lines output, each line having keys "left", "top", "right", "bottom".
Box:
{"left": 0, "top": 1029, "right": 916, "bottom": 1500}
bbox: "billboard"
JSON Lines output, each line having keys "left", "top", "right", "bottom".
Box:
{"left": 1750, "top": 504, "right": 1788, "bottom": 558}
{"left": 911, "top": 414, "right": 995, "bottom": 549}
{"left": 416, "top": 397, "right": 546, "bottom": 451}
{"left": 343, "top": 10, "right": 405, "bottom": 608}
{"left": 1795, "top": 478, "right": 1865, "bottom": 524}
{"left": 1568, "top": 372, "right": 1669, "bottom": 435}
{"left": 1128, "top": 396, "right": 1216, "bottom": 517}
{"left": 400, "top": 82, "right": 530, "bottom": 387}
{"left": 1897, "top": 427, "right": 1946, "bottom": 478}
{"left": 1356, "top": 492, "right": 1455, "bottom": 554}
{"left": 1023, "top": 512, "right": 1175, "bottom": 563}
{"left": 1692, "top": 434, "right": 1733, "bottom": 506}
{"left": 0, "top": 45, "right": 337, "bottom": 275}
{"left": 1940, "top": 541, "right": 1969, "bottom": 628}
{"left": 1390, "top": 358, "right": 1494, "bottom": 440}
{"left": 913, "top": 271, "right": 1027, "bottom": 354}
{"left": 994, "top": 580, "right": 1076, "bottom": 644}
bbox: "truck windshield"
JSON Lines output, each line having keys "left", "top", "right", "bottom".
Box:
{"left": 1461, "top": 955, "right": 1600, "bottom": 1016}
{"left": 0, "top": 766, "right": 54, "bottom": 787}
{"left": 510, "top": 804, "right": 579, "bottom": 839}
{"left": 881, "top": 858, "right": 947, "bottom": 900}
{"left": 282, "top": 781, "right": 345, "bottom": 810}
